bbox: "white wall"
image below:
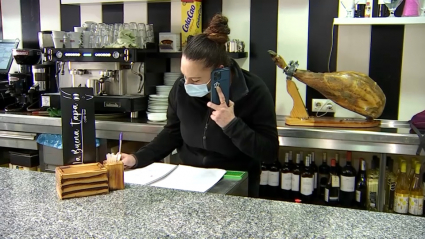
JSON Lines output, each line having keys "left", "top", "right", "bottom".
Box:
{"left": 222, "top": 0, "right": 250, "bottom": 71}
{"left": 123, "top": 2, "right": 148, "bottom": 23}
{"left": 1, "top": 0, "right": 22, "bottom": 73}
{"left": 398, "top": 25, "right": 425, "bottom": 121}
{"left": 39, "top": 0, "right": 61, "bottom": 31}
{"left": 275, "top": 0, "right": 309, "bottom": 116}
{"left": 80, "top": 3, "right": 102, "bottom": 24}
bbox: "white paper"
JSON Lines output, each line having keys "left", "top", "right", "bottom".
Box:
{"left": 124, "top": 162, "right": 178, "bottom": 185}
{"left": 150, "top": 165, "right": 226, "bottom": 193}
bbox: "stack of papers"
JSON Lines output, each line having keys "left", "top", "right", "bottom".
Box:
{"left": 124, "top": 163, "right": 226, "bottom": 193}
{"left": 124, "top": 163, "right": 177, "bottom": 185}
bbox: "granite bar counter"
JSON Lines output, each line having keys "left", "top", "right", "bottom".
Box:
{"left": 1, "top": 168, "right": 425, "bottom": 238}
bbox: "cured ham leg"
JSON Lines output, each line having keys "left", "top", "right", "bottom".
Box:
{"left": 268, "top": 50, "right": 386, "bottom": 119}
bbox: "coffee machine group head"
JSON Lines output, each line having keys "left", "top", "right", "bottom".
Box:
{"left": 5, "top": 49, "right": 41, "bottom": 111}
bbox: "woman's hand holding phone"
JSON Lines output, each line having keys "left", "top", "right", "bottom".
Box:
{"left": 207, "top": 86, "right": 235, "bottom": 128}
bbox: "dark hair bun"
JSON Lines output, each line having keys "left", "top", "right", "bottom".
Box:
{"left": 203, "top": 14, "right": 230, "bottom": 45}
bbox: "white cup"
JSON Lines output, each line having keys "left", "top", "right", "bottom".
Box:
{"left": 70, "top": 39, "right": 81, "bottom": 48}
{"left": 68, "top": 32, "right": 82, "bottom": 38}
{"left": 53, "top": 38, "right": 64, "bottom": 48}
{"left": 52, "top": 31, "right": 65, "bottom": 39}
{"left": 74, "top": 27, "right": 84, "bottom": 32}
{"left": 68, "top": 32, "right": 82, "bottom": 48}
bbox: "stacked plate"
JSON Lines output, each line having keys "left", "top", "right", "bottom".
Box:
{"left": 146, "top": 72, "right": 180, "bottom": 122}
{"left": 156, "top": 85, "right": 173, "bottom": 96}
{"left": 164, "top": 72, "right": 181, "bottom": 86}
{"left": 147, "top": 94, "right": 168, "bottom": 122}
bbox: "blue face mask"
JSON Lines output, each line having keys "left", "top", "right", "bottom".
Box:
{"left": 184, "top": 80, "right": 211, "bottom": 97}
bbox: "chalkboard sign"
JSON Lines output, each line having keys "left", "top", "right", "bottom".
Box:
{"left": 60, "top": 87, "right": 96, "bottom": 165}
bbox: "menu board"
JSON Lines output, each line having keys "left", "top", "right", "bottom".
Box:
{"left": 60, "top": 87, "right": 96, "bottom": 165}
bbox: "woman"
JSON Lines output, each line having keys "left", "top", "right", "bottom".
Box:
{"left": 120, "top": 14, "right": 279, "bottom": 197}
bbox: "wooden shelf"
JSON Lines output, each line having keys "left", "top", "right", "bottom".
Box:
{"left": 228, "top": 52, "right": 248, "bottom": 59}
{"left": 334, "top": 17, "right": 425, "bottom": 25}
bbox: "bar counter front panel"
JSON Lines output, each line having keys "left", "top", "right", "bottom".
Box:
{"left": 0, "top": 113, "right": 422, "bottom": 156}
{"left": 1, "top": 168, "right": 425, "bottom": 238}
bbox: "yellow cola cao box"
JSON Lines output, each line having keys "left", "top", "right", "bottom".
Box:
{"left": 181, "top": 0, "right": 202, "bottom": 48}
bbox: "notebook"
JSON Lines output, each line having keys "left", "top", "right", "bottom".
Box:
{"left": 124, "top": 162, "right": 178, "bottom": 186}
{"left": 124, "top": 163, "right": 226, "bottom": 193}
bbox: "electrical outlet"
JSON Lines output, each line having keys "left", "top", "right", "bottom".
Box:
{"left": 312, "top": 99, "right": 335, "bottom": 113}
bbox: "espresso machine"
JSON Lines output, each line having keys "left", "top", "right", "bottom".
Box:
{"left": 66, "top": 61, "right": 146, "bottom": 118}
{"left": 44, "top": 48, "right": 148, "bottom": 117}
{"left": 5, "top": 49, "right": 41, "bottom": 112}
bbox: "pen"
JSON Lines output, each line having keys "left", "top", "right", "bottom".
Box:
{"left": 118, "top": 132, "right": 123, "bottom": 161}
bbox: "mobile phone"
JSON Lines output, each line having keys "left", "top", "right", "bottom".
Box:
{"left": 211, "top": 67, "right": 230, "bottom": 106}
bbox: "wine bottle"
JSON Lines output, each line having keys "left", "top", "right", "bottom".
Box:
{"left": 291, "top": 154, "right": 302, "bottom": 201}
{"left": 300, "top": 152, "right": 305, "bottom": 172}
{"left": 397, "top": 157, "right": 405, "bottom": 173}
{"left": 280, "top": 153, "right": 292, "bottom": 200}
{"left": 335, "top": 153, "right": 342, "bottom": 175}
{"left": 268, "top": 160, "right": 280, "bottom": 199}
{"left": 319, "top": 152, "right": 330, "bottom": 199}
{"left": 310, "top": 152, "right": 318, "bottom": 198}
{"left": 325, "top": 159, "right": 340, "bottom": 205}
{"left": 260, "top": 162, "right": 270, "bottom": 198}
{"left": 384, "top": 157, "right": 396, "bottom": 213}
{"left": 394, "top": 161, "right": 409, "bottom": 214}
{"left": 355, "top": 0, "right": 367, "bottom": 17}
{"left": 355, "top": 158, "right": 367, "bottom": 209}
{"left": 409, "top": 162, "right": 423, "bottom": 216}
{"left": 423, "top": 170, "right": 425, "bottom": 216}
{"left": 367, "top": 156, "right": 380, "bottom": 211}
{"left": 403, "top": 159, "right": 408, "bottom": 178}
{"left": 340, "top": 151, "right": 357, "bottom": 207}
{"left": 301, "top": 156, "right": 314, "bottom": 203}
{"left": 288, "top": 151, "right": 293, "bottom": 169}
{"left": 409, "top": 158, "right": 419, "bottom": 183}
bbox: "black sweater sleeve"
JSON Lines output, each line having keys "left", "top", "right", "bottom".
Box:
{"left": 133, "top": 81, "right": 183, "bottom": 168}
{"left": 222, "top": 84, "right": 279, "bottom": 164}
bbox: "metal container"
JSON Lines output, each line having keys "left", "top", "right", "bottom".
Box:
{"left": 86, "top": 78, "right": 99, "bottom": 96}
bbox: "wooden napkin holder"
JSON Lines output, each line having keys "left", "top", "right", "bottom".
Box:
{"left": 104, "top": 161, "right": 125, "bottom": 191}
{"left": 55, "top": 163, "right": 109, "bottom": 200}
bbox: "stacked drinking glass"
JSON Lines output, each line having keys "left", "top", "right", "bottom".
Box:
{"left": 80, "top": 21, "right": 155, "bottom": 48}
